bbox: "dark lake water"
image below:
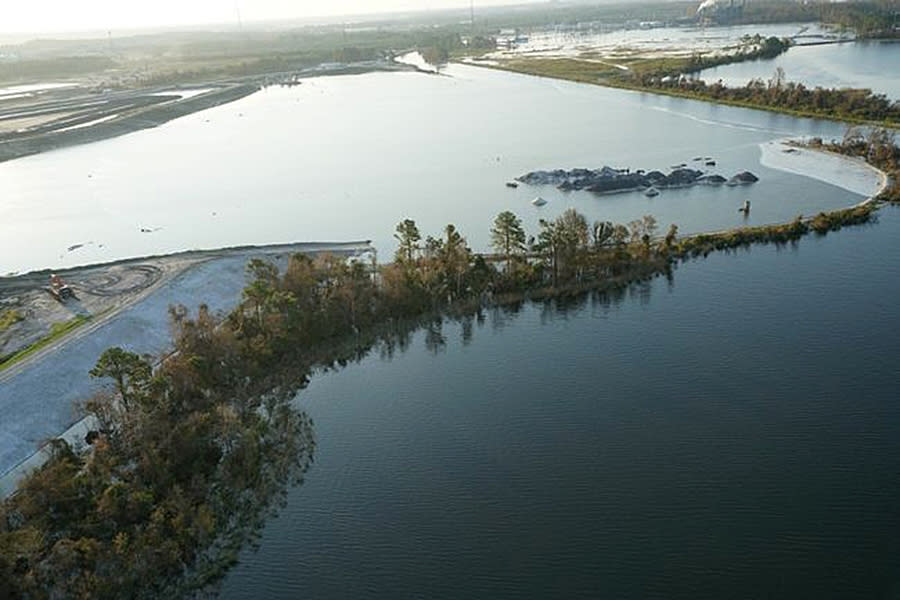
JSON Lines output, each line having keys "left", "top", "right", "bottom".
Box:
{"left": 219, "top": 206, "right": 900, "bottom": 599}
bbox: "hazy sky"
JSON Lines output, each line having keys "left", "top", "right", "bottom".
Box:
{"left": 2, "top": 0, "right": 537, "bottom": 34}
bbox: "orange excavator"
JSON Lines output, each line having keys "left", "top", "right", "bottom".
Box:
{"left": 47, "top": 274, "right": 76, "bottom": 302}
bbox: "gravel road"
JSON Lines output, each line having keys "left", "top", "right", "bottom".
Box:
{"left": 0, "top": 243, "right": 370, "bottom": 484}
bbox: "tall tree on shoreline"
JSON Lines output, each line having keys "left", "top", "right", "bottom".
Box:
{"left": 592, "top": 221, "right": 615, "bottom": 248}
{"left": 89, "top": 347, "right": 153, "bottom": 411}
{"left": 491, "top": 211, "right": 526, "bottom": 271}
{"left": 440, "top": 224, "right": 471, "bottom": 300}
{"left": 394, "top": 219, "right": 421, "bottom": 264}
{"left": 536, "top": 208, "right": 590, "bottom": 285}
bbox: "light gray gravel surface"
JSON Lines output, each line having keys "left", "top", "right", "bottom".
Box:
{"left": 2, "top": 252, "right": 274, "bottom": 477}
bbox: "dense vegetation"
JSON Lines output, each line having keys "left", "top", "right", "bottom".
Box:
{"left": 0, "top": 210, "right": 675, "bottom": 599}
{"left": 641, "top": 77, "right": 898, "bottom": 125}
{"left": 0, "top": 26, "right": 462, "bottom": 87}
{"left": 625, "top": 60, "right": 900, "bottom": 125}
{"left": 0, "top": 300, "right": 316, "bottom": 598}
{"left": 1, "top": 133, "right": 895, "bottom": 597}
{"left": 732, "top": 0, "right": 898, "bottom": 36}
{"left": 681, "top": 35, "right": 791, "bottom": 74}
{"left": 679, "top": 204, "right": 877, "bottom": 257}
{"left": 820, "top": 1, "right": 900, "bottom": 38}
{"left": 0, "top": 56, "right": 116, "bottom": 82}
{"left": 499, "top": 37, "right": 900, "bottom": 126}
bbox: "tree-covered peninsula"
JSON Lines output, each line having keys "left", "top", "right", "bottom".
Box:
{"left": 1, "top": 132, "right": 896, "bottom": 597}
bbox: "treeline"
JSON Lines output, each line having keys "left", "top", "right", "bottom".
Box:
{"left": 617, "top": 34, "right": 899, "bottom": 125}
{"left": 680, "top": 204, "right": 877, "bottom": 257}
{"left": 0, "top": 210, "right": 677, "bottom": 599}
{"left": 0, "top": 304, "right": 317, "bottom": 597}
{"left": 0, "top": 25, "right": 463, "bottom": 87}
{"left": 681, "top": 35, "right": 791, "bottom": 74}
{"left": 820, "top": 1, "right": 900, "bottom": 38}
{"left": 625, "top": 70, "right": 900, "bottom": 125}
{"left": 736, "top": 0, "right": 820, "bottom": 25}
{"left": 0, "top": 56, "right": 116, "bottom": 81}
{"left": 2, "top": 169, "right": 895, "bottom": 596}
{"left": 618, "top": 35, "right": 792, "bottom": 81}
{"left": 735, "top": 0, "right": 898, "bottom": 37}
{"left": 500, "top": 33, "right": 897, "bottom": 125}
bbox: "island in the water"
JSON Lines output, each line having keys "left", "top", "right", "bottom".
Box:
{"left": 517, "top": 165, "right": 759, "bottom": 194}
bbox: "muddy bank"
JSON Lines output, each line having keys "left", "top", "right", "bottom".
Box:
{"left": 0, "top": 60, "right": 420, "bottom": 165}
{"left": 0, "top": 83, "right": 260, "bottom": 163}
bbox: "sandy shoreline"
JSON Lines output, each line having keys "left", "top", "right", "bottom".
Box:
{"left": 760, "top": 139, "right": 889, "bottom": 200}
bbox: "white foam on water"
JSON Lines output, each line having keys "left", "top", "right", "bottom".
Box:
{"left": 645, "top": 104, "right": 792, "bottom": 135}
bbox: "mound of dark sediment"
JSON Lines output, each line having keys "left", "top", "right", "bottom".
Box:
{"left": 516, "top": 165, "right": 734, "bottom": 195}
{"left": 699, "top": 174, "right": 728, "bottom": 185}
{"left": 727, "top": 171, "right": 760, "bottom": 185}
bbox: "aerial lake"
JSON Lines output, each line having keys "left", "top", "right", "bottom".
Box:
{"left": 0, "top": 60, "right": 872, "bottom": 275}
{"left": 218, "top": 204, "right": 900, "bottom": 599}
{"left": 2, "top": 37, "right": 898, "bottom": 598}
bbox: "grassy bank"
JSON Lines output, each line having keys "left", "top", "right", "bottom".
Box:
{"left": 491, "top": 55, "right": 900, "bottom": 127}
{"left": 675, "top": 203, "right": 878, "bottom": 257}
{"left": 0, "top": 314, "right": 92, "bottom": 373}
{"left": 0, "top": 309, "right": 23, "bottom": 333}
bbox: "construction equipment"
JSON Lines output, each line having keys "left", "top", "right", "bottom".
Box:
{"left": 47, "top": 274, "right": 76, "bottom": 302}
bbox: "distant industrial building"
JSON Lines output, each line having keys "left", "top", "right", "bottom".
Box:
{"left": 697, "top": 0, "right": 746, "bottom": 25}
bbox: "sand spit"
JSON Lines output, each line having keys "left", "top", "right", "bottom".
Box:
{"left": 759, "top": 139, "right": 887, "bottom": 199}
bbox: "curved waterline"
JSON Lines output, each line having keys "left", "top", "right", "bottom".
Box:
{"left": 759, "top": 139, "right": 888, "bottom": 199}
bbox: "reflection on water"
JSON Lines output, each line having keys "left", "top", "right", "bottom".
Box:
{"left": 218, "top": 207, "right": 900, "bottom": 600}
